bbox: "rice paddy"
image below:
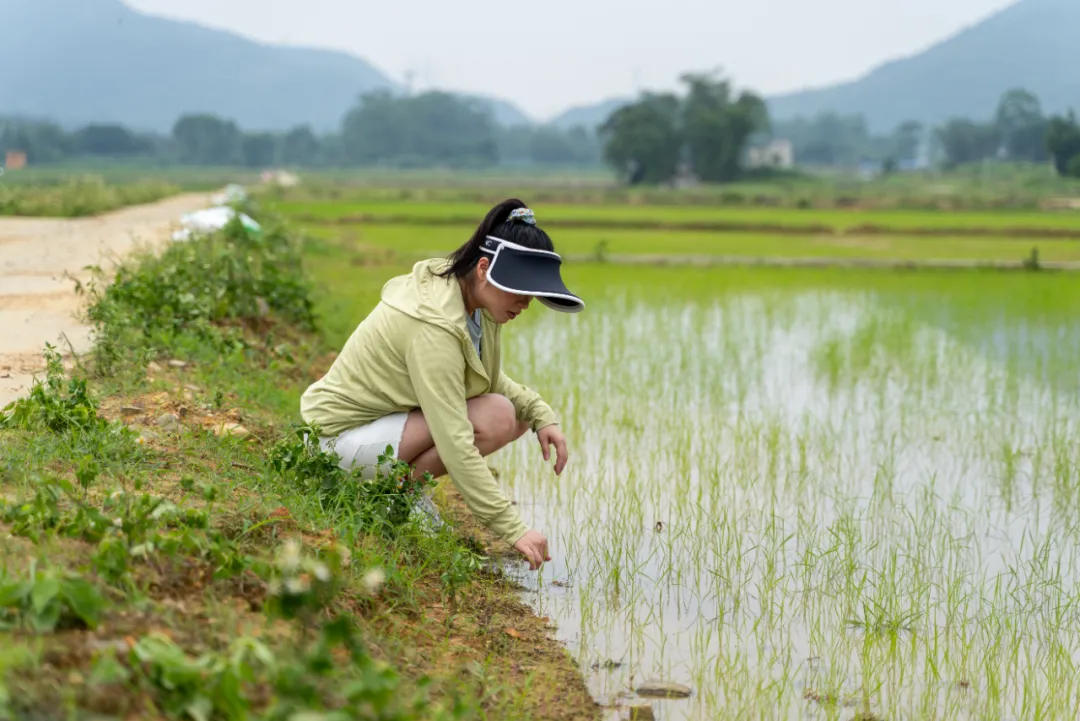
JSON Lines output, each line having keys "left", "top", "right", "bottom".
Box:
{"left": 280, "top": 185, "right": 1080, "bottom": 720}
{"left": 487, "top": 266, "right": 1080, "bottom": 720}
{"left": 298, "top": 222, "right": 1080, "bottom": 266}
{"left": 273, "top": 197, "right": 1080, "bottom": 234}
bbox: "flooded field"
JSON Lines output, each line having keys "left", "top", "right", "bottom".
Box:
{"left": 496, "top": 266, "right": 1080, "bottom": 720}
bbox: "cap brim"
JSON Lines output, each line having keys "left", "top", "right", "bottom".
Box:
{"left": 485, "top": 238, "right": 584, "bottom": 313}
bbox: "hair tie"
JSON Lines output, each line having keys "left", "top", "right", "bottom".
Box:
{"left": 508, "top": 207, "right": 536, "bottom": 225}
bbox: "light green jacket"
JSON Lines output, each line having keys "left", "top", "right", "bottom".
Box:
{"left": 300, "top": 258, "right": 560, "bottom": 544}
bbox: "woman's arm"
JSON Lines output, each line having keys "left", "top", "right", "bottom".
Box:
{"left": 496, "top": 371, "right": 568, "bottom": 475}
{"left": 492, "top": 370, "right": 559, "bottom": 431}
{"left": 405, "top": 325, "right": 529, "bottom": 545}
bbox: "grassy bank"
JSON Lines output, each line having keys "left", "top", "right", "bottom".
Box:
{"left": 0, "top": 175, "right": 181, "bottom": 216}
{"left": 0, "top": 166, "right": 260, "bottom": 216}
{"left": 0, "top": 210, "right": 597, "bottom": 719}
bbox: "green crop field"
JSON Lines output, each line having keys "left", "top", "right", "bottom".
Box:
{"left": 4, "top": 172, "right": 1080, "bottom": 720}
{"left": 286, "top": 181, "right": 1080, "bottom": 720}
{"left": 295, "top": 221, "right": 1080, "bottom": 265}
{"left": 270, "top": 197, "right": 1080, "bottom": 234}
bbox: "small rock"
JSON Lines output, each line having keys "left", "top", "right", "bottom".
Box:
{"left": 136, "top": 430, "right": 157, "bottom": 445}
{"left": 86, "top": 638, "right": 129, "bottom": 655}
{"left": 255, "top": 296, "right": 271, "bottom": 318}
{"left": 147, "top": 361, "right": 163, "bottom": 372}
{"left": 167, "top": 359, "right": 188, "bottom": 369}
{"left": 155, "top": 413, "right": 180, "bottom": 431}
{"left": 119, "top": 405, "right": 143, "bottom": 417}
{"left": 635, "top": 680, "right": 692, "bottom": 698}
{"left": 213, "top": 422, "right": 250, "bottom": 439}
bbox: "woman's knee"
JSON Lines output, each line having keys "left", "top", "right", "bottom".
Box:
{"left": 471, "top": 393, "right": 520, "bottom": 446}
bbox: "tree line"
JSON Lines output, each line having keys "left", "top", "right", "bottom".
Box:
{"left": 4, "top": 81, "right": 1080, "bottom": 182}
{"left": 771, "top": 88, "right": 1080, "bottom": 177}
{"left": 0, "top": 92, "right": 601, "bottom": 169}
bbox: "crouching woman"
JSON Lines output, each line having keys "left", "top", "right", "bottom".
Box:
{"left": 299, "top": 199, "right": 584, "bottom": 570}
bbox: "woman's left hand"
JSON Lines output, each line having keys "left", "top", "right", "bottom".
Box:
{"left": 537, "top": 424, "right": 568, "bottom": 475}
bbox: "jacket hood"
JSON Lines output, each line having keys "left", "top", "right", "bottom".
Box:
{"left": 381, "top": 258, "right": 471, "bottom": 338}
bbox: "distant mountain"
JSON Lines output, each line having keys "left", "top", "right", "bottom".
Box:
{"left": 0, "top": 0, "right": 396, "bottom": 132}
{"left": 549, "top": 98, "right": 631, "bottom": 131}
{"left": 766, "top": 0, "right": 1080, "bottom": 132}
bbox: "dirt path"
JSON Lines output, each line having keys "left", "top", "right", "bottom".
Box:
{"left": 0, "top": 192, "right": 216, "bottom": 408}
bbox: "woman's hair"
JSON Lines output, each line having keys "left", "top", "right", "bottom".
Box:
{"left": 437, "top": 198, "right": 554, "bottom": 279}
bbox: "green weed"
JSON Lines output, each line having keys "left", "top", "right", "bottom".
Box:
{"left": 85, "top": 215, "right": 314, "bottom": 374}
{"left": 0, "top": 562, "right": 106, "bottom": 631}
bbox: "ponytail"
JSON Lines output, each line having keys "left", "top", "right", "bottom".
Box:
{"left": 438, "top": 198, "right": 555, "bottom": 279}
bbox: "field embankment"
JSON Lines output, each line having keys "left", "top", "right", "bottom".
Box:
{"left": 0, "top": 202, "right": 599, "bottom": 720}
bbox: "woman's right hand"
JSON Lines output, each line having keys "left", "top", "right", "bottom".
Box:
{"left": 514, "top": 529, "right": 550, "bottom": 571}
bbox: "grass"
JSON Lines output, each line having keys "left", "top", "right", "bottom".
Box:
{"left": 0, "top": 166, "right": 258, "bottom": 217}
{"left": 264, "top": 161, "right": 1080, "bottom": 210}
{"left": 0, "top": 175, "right": 181, "bottom": 216}
{"left": 6, "top": 168, "right": 1080, "bottom": 719}
{"left": 263, "top": 177, "right": 1080, "bottom": 269}
{"left": 0, "top": 209, "right": 598, "bottom": 719}
{"left": 269, "top": 197, "right": 1080, "bottom": 234}
{"left": 295, "top": 221, "right": 1080, "bottom": 266}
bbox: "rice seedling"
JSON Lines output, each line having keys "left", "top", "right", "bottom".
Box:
{"left": 489, "top": 264, "right": 1080, "bottom": 720}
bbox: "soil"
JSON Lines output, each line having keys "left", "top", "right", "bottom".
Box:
{"left": 0, "top": 192, "right": 215, "bottom": 408}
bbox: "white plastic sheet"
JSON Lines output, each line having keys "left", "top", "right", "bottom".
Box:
{"left": 171, "top": 205, "right": 261, "bottom": 242}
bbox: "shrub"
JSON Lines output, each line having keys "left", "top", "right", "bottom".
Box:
{"left": 85, "top": 215, "right": 314, "bottom": 372}
{"left": 266, "top": 425, "right": 434, "bottom": 534}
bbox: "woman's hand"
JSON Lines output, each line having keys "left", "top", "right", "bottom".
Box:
{"left": 537, "top": 424, "right": 568, "bottom": 475}
{"left": 514, "top": 529, "right": 550, "bottom": 571}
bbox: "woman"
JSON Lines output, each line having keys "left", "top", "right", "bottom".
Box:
{"left": 300, "top": 199, "right": 584, "bottom": 571}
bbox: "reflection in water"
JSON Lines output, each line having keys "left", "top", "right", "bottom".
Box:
{"left": 495, "top": 289, "right": 1080, "bottom": 720}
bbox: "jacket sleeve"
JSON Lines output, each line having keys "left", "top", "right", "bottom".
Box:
{"left": 405, "top": 325, "right": 529, "bottom": 545}
{"left": 492, "top": 370, "right": 560, "bottom": 432}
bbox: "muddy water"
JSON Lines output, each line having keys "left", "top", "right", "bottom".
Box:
{"left": 495, "top": 287, "right": 1080, "bottom": 720}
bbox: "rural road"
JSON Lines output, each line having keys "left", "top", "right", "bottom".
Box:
{"left": 0, "top": 192, "right": 216, "bottom": 408}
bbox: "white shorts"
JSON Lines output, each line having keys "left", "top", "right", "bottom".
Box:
{"left": 319, "top": 411, "right": 409, "bottom": 479}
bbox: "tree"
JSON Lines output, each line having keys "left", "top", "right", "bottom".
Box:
{"left": 72, "top": 123, "right": 149, "bottom": 156}
{"left": 280, "top": 125, "right": 320, "bottom": 166}
{"left": 0, "top": 117, "right": 71, "bottom": 162}
{"left": 527, "top": 125, "right": 600, "bottom": 165}
{"left": 172, "top": 114, "right": 241, "bottom": 165}
{"left": 599, "top": 92, "right": 682, "bottom": 184}
{"left": 1045, "top": 111, "right": 1080, "bottom": 176}
{"left": 772, "top": 113, "right": 872, "bottom": 166}
{"left": 680, "top": 72, "right": 768, "bottom": 182}
{"left": 241, "top": 132, "right": 278, "bottom": 167}
{"left": 995, "top": 88, "right": 1048, "bottom": 162}
{"left": 341, "top": 90, "right": 498, "bottom": 166}
{"left": 888, "top": 120, "right": 923, "bottom": 166}
{"left": 935, "top": 118, "right": 1000, "bottom": 168}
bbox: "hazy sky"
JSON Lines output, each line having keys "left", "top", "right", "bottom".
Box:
{"left": 125, "top": 0, "right": 1017, "bottom": 120}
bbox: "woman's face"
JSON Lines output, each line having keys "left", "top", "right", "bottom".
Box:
{"left": 471, "top": 257, "right": 533, "bottom": 323}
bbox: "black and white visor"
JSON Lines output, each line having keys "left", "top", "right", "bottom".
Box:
{"left": 481, "top": 235, "right": 584, "bottom": 313}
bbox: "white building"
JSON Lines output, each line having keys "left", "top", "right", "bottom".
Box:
{"left": 745, "top": 139, "right": 794, "bottom": 169}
